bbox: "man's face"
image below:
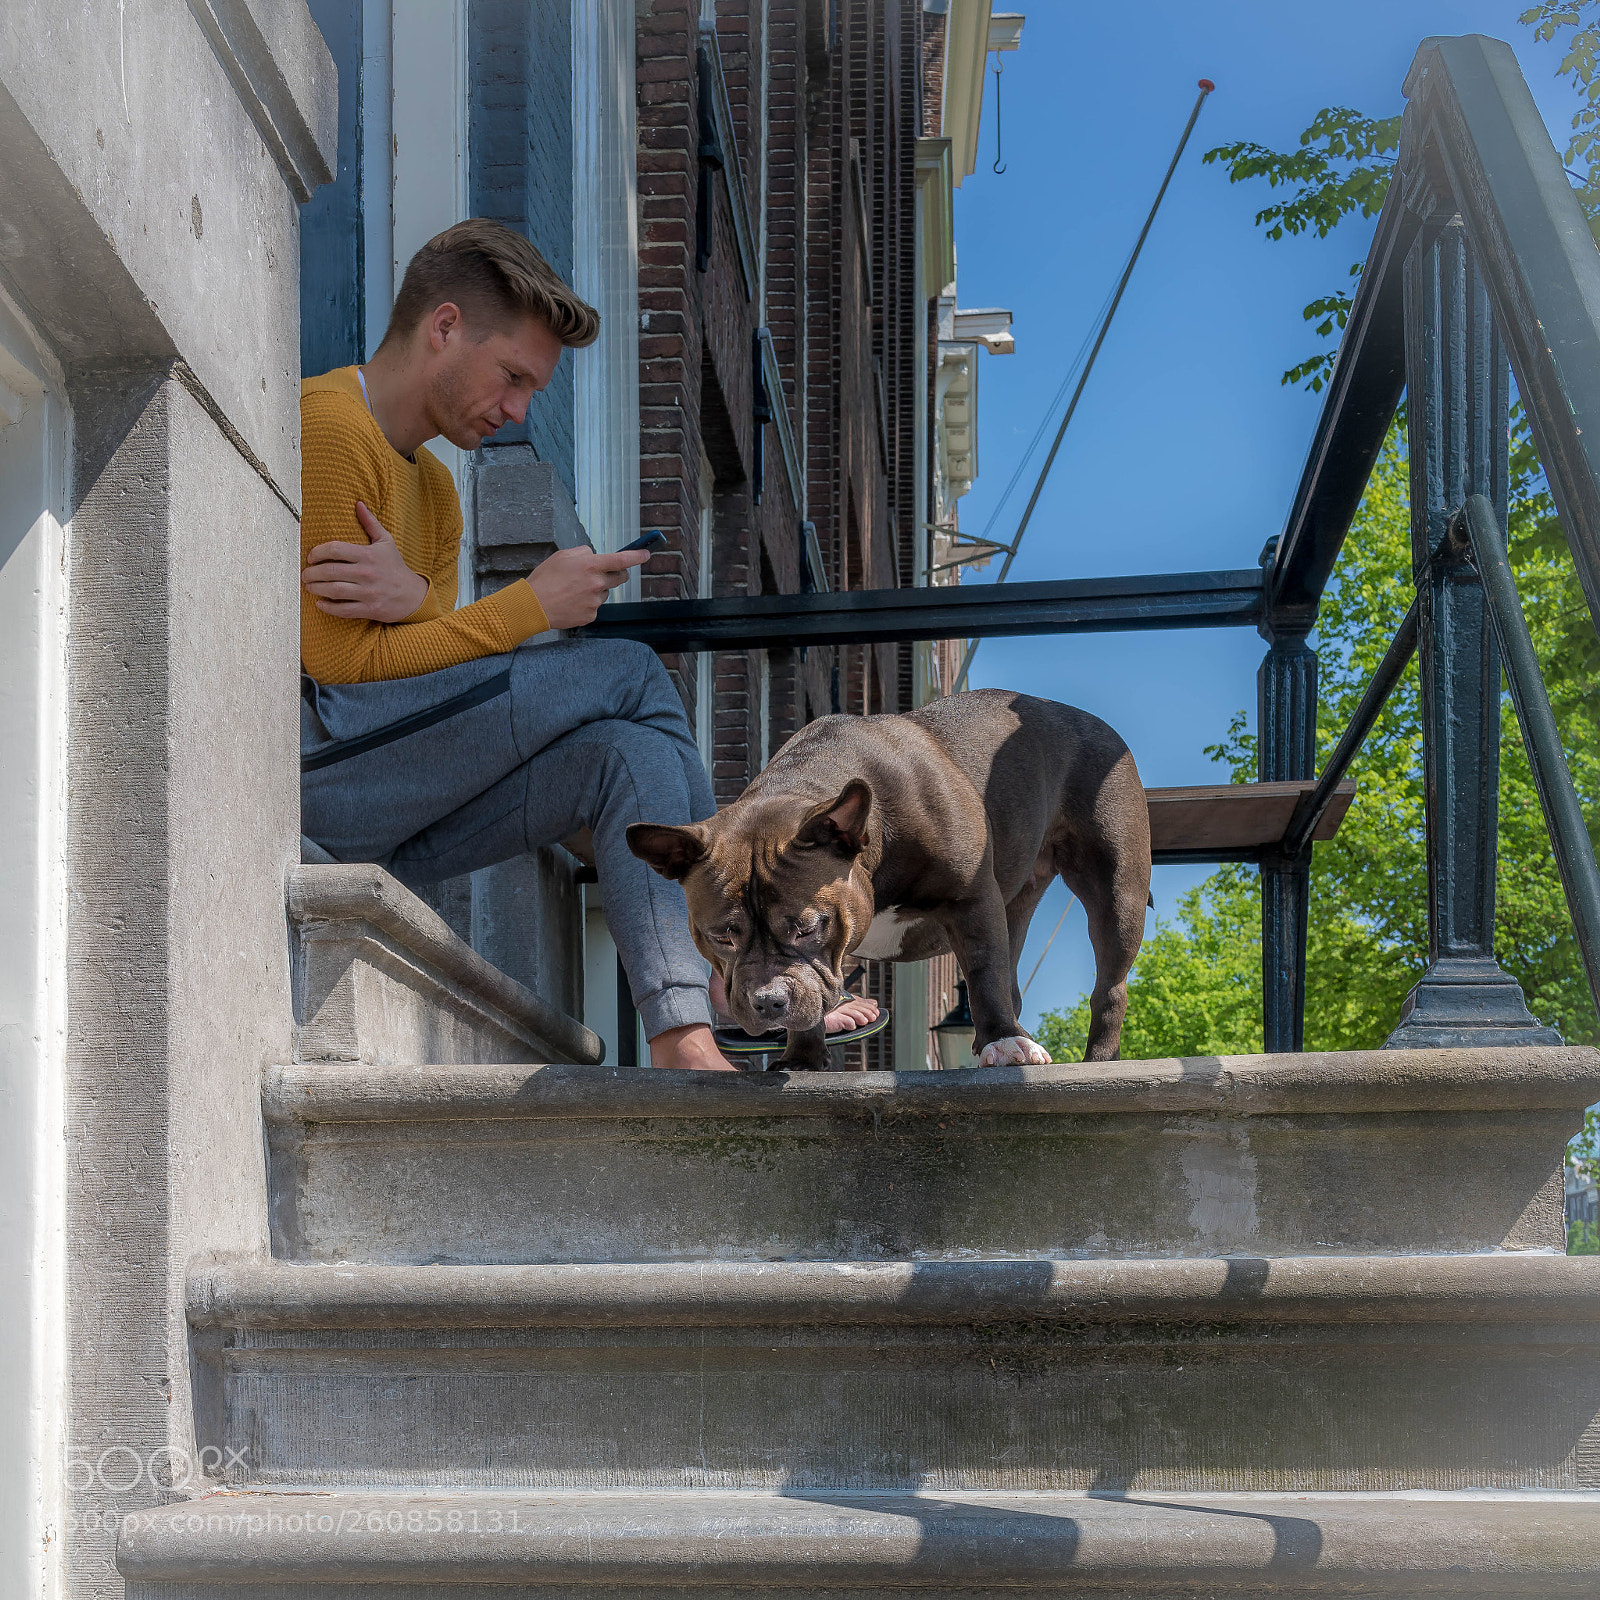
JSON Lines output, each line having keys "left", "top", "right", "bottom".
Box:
{"left": 423, "top": 305, "right": 565, "bottom": 449}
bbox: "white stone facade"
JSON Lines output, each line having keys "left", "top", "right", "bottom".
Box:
{"left": 0, "top": 5, "right": 338, "bottom": 1593}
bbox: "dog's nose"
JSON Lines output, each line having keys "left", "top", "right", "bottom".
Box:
{"left": 749, "top": 983, "right": 790, "bottom": 1022}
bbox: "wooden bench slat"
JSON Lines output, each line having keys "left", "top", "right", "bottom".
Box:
{"left": 1145, "top": 780, "right": 1357, "bottom": 853}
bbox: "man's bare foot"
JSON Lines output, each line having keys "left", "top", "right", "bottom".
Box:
{"left": 649, "top": 1022, "right": 740, "bottom": 1071}
{"left": 707, "top": 972, "right": 880, "bottom": 1035}
{"left": 823, "top": 993, "right": 880, "bottom": 1033}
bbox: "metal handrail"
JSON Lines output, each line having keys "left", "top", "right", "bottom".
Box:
{"left": 586, "top": 568, "right": 1264, "bottom": 652}
{"left": 1280, "top": 602, "right": 1419, "bottom": 858}
{"left": 1251, "top": 34, "right": 1600, "bottom": 1043}
{"left": 1264, "top": 183, "right": 1420, "bottom": 634}
{"left": 1411, "top": 38, "right": 1600, "bottom": 636}
{"left": 1457, "top": 494, "right": 1600, "bottom": 1014}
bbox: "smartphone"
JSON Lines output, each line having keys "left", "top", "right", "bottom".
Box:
{"left": 621, "top": 529, "right": 668, "bottom": 553}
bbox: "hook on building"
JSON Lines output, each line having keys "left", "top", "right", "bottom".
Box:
{"left": 991, "top": 53, "right": 1007, "bottom": 174}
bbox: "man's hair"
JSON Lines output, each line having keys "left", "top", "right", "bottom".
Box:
{"left": 383, "top": 218, "right": 601, "bottom": 349}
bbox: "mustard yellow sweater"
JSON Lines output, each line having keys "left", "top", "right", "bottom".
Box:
{"left": 300, "top": 367, "right": 549, "bottom": 683}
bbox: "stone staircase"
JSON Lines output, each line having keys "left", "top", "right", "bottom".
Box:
{"left": 120, "top": 873, "right": 1600, "bottom": 1594}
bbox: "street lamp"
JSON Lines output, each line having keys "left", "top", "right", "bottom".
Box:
{"left": 932, "top": 978, "right": 975, "bottom": 1071}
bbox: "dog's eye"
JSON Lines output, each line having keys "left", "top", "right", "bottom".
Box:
{"left": 791, "top": 913, "right": 827, "bottom": 939}
{"left": 710, "top": 926, "right": 739, "bottom": 947}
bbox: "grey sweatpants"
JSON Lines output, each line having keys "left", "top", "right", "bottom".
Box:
{"left": 301, "top": 637, "right": 716, "bottom": 1039}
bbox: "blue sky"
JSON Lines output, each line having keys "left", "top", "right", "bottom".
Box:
{"left": 951, "top": 3, "right": 1585, "bottom": 1029}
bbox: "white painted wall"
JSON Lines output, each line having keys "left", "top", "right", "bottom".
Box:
{"left": 582, "top": 882, "right": 646, "bottom": 1066}
{"left": 361, "top": 0, "right": 395, "bottom": 358}
{"left": 572, "top": 0, "right": 640, "bottom": 575}
{"left": 0, "top": 285, "right": 70, "bottom": 1600}
{"left": 389, "top": 0, "right": 471, "bottom": 569}
{"left": 390, "top": 0, "right": 469, "bottom": 295}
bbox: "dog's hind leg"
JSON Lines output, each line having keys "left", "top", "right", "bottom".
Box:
{"left": 1059, "top": 864, "right": 1141, "bottom": 1060}
{"left": 1055, "top": 753, "right": 1152, "bottom": 1061}
{"left": 1002, "top": 853, "right": 1056, "bottom": 1016}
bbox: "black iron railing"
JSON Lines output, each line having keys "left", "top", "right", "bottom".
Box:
{"left": 588, "top": 569, "right": 1265, "bottom": 650}
{"left": 1460, "top": 494, "right": 1600, "bottom": 987}
{"left": 590, "top": 33, "right": 1600, "bottom": 1053}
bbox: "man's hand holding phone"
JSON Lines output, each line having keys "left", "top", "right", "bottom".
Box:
{"left": 525, "top": 539, "right": 656, "bottom": 630}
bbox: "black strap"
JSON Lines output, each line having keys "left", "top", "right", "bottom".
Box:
{"left": 300, "top": 668, "right": 513, "bottom": 774}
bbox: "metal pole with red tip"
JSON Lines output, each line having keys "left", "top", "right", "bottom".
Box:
{"left": 952, "top": 76, "right": 1218, "bottom": 692}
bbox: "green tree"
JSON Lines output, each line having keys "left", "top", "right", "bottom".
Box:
{"left": 1571, "top": 1107, "right": 1600, "bottom": 1251}
{"left": 1202, "top": 108, "right": 1400, "bottom": 392}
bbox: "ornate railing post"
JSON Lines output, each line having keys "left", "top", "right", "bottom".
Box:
{"left": 1386, "top": 215, "right": 1559, "bottom": 1046}
{"left": 1257, "top": 546, "right": 1317, "bottom": 1053}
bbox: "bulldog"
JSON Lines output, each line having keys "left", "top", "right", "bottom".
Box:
{"left": 628, "top": 688, "right": 1151, "bottom": 1070}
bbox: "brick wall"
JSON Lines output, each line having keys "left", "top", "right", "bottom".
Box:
{"left": 636, "top": 0, "right": 808, "bottom": 800}
{"left": 634, "top": 0, "right": 937, "bottom": 1066}
{"left": 922, "top": 6, "right": 944, "bottom": 137}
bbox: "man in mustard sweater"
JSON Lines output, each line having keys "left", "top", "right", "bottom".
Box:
{"left": 297, "top": 220, "right": 746, "bottom": 1068}
{"left": 300, "top": 220, "right": 876, "bottom": 1069}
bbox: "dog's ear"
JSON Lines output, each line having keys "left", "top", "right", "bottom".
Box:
{"left": 796, "top": 780, "right": 872, "bottom": 854}
{"left": 627, "top": 822, "right": 710, "bottom": 880}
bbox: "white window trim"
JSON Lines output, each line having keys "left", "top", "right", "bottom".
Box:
{"left": 0, "top": 283, "right": 70, "bottom": 1600}
{"left": 389, "top": 0, "right": 472, "bottom": 590}
{"left": 696, "top": 453, "right": 715, "bottom": 773}
{"left": 572, "top": 0, "right": 641, "bottom": 583}
{"left": 758, "top": 649, "right": 771, "bottom": 771}
{"left": 361, "top": 0, "right": 394, "bottom": 358}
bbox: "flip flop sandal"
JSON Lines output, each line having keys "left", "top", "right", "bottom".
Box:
{"left": 714, "top": 1007, "right": 892, "bottom": 1062}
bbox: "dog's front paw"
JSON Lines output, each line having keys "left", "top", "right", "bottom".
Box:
{"left": 979, "top": 1035, "right": 1052, "bottom": 1067}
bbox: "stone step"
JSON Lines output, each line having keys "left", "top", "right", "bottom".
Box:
{"left": 262, "top": 1048, "right": 1600, "bottom": 1264}
{"left": 289, "top": 864, "right": 603, "bottom": 1068}
{"left": 117, "top": 1486, "right": 1600, "bottom": 1596}
{"left": 187, "top": 1255, "right": 1600, "bottom": 1493}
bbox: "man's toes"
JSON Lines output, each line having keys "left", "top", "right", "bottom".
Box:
{"left": 978, "top": 1035, "right": 1052, "bottom": 1067}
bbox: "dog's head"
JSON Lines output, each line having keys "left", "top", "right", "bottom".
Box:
{"left": 627, "top": 781, "right": 876, "bottom": 1034}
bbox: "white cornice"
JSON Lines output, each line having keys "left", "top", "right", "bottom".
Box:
{"left": 940, "top": 0, "right": 992, "bottom": 188}
{"left": 914, "top": 137, "right": 955, "bottom": 298}
{"left": 988, "top": 12, "right": 1025, "bottom": 52}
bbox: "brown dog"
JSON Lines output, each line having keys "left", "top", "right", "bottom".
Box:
{"left": 628, "top": 688, "right": 1151, "bottom": 1070}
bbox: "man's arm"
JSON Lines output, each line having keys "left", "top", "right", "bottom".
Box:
{"left": 303, "top": 502, "right": 431, "bottom": 623}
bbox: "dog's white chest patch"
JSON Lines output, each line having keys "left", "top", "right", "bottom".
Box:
{"left": 854, "top": 908, "right": 919, "bottom": 960}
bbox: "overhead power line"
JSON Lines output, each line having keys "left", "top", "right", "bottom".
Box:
{"left": 951, "top": 77, "right": 1216, "bottom": 694}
